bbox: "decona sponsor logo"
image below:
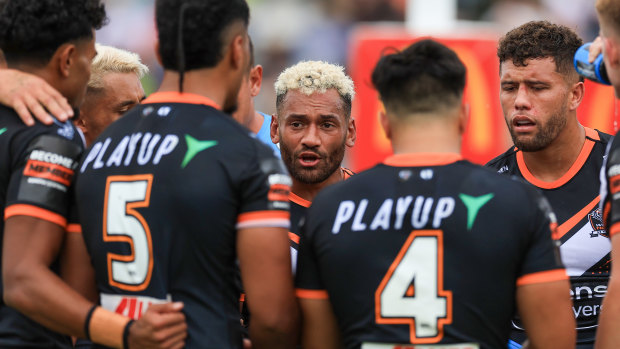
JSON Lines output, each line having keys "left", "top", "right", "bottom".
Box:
{"left": 571, "top": 284, "right": 607, "bottom": 320}
{"left": 23, "top": 150, "right": 76, "bottom": 186}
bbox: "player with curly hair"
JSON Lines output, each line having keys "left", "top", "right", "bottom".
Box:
{"left": 486, "top": 21, "right": 611, "bottom": 349}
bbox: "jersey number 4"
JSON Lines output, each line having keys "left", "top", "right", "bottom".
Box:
{"left": 375, "top": 230, "right": 453, "bottom": 344}
{"left": 103, "top": 174, "right": 154, "bottom": 291}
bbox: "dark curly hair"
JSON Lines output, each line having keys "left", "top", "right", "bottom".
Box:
{"left": 498, "top": 21, "right": 583, "bottom": 80}
{"left": 0, "top": 0, "right": 107, "bottom": 66}
{"left": 156, "top": 0, "right": 249, "bottom": 72}
{"left": 372, "top": 39, "right": 466, "bottom": 116}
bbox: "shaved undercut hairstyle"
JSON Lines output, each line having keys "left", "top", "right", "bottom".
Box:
{"left": 372, "top": 39, "right": 466, "bottom": 118}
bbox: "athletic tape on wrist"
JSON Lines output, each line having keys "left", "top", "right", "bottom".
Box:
{"left": 88, "top": 306, "right": 131, "bottom": 348}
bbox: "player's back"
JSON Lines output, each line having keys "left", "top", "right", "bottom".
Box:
{"left": 76, "top": 92, "right": 290, "bottom": 348}
{"left": 296, "top": 154, "right": 565, "bottom": 349}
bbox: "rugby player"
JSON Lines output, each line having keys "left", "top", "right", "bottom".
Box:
{"left": 74, "top": 0, "right": 298, "bottom": 348}
{"left": 0, "top": 0, "right": 186, "bottom": 348}
{"left": 270, "top": 60, "right": 356, "bottom": 270}
{"left": 486, "top": 21, "right": 611, "bottom": 349}
{"left": 74, "top": 44, "right": 148, "bottom": 146}
{"left": 232, "top": 37, "right": 279, "bottom": 155}
{"left": 295, "top": 39, "right": 575, "bottom": 349}
{"left": 592, "top": 1, "right": 620, "bottom": 347}
{"left": 0, "top": 44, "right": 147, "bottom": 146}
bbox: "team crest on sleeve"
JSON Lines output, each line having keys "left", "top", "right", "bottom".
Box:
{"left": 53, "top": 118, "right": 75, "bottom": 140}
{"left": 588, "top": 208, "right": 608, "bottom": 238}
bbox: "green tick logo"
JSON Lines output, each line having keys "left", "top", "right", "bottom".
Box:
{"left": 181, "top": 134, "right": 217, "bottom": 168}
{"left": 0, "top": 127, "right": 6, "bottom": 136}
{"left": 459, "top": 193, "right": 494, "bottom": 231}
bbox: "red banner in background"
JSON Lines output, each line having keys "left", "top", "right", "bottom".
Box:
{"left": 347, "top": 28, "right": 618, "bottom": 172}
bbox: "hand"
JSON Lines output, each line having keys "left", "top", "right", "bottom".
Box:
{"left": 243, "top": 338, "right": 252, "bottom": 349}
{"left": 0, "top": 69, "right": 73, "bottom": 126}
{"left": 588, "top": 36, "right": 604, "bottom": 63}
{"left": 127, "top": 302, "right": 187, "bottom": 349}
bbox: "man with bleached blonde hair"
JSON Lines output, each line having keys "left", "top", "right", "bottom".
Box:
{"left": 74, "top": 43, "right": 148, "bottom": 145}
{"left": 270, "top": 60, "right": 356, "bottom": 272}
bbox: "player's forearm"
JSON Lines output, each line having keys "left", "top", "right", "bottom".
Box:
{"left": 3, "top": 262, "right": 93, "bottom": 338}
{"left": 249, "top": 316, "right": 299, "bottom": 349}
{"left": 594, "top": 283, "right": 620, "bottom": 349}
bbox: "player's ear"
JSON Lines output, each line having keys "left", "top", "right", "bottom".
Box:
{"left": 249, "top": 65, "right": 263, "bottom": 97}
{"left": 74, "top": 117, "right": 87, "bottom": 136}
{"left": 346, "top": 117, "right": 356, "bottom": 148}
{"left": 568, "top": 80, "right": 584, "bottom": 111}
{"left": 154, "top": 41, "right": 163, "bottom": 66}
{"left": 55, "top": 43, "right": 76, "bottom": 78}
{"left": 379, "top": 107, "right": 391, "bottom": 140}
{"left": 458, "top": 101, "right": 470, "bottom": 135}
{"left": 604, "top": 36, "right": 620, "bottom": 68}
{"left": 228, "top": 34, "right": 245, "bottom": 71}
{"left": 270, "top": 114, "right": 280, "bottom": 143}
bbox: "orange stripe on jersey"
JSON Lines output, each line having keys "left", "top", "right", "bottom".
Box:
{"left": 142, "top": 92, "right": 221, "bottom": 110}
{"left": 66, "top": 223, "right": 82, "bottom": 234}
{"left": 383, "top": 153, "right": 462, "bottom": 167}
{"left": 517, "top": 269, "right": 568, "bottom": 286}
{"left": 289, "top": 192, "right": 311, "bottom": 208}
{"left": 585, "top": 127, "right": 601, "bottom": 141}
{"left": 604, "top": 201, "right": 611, "bottom": 228}
{"left": 609, "top": 222, "right": 620, "bottom": 237}
{"left": 555, "top": 196, "right": 600, "bottom": 240}
{"left": 239, "top": 293, "right": 245, "bottom": 302}
{"left": 289, "top": 232, "right": 300, "bottom": 244}
{"left": 236, "top": 210, "right": 290, "bottom": 229}
{"left": 517, "top": 128, "right": 597, "bottom": 189}
{"left": 4, "top": 204, "right": 67, "bottom": 227}
{"left": 341, "top": 167, "right": 355, "bottom": 180}
{"left": 296, "top": 289, "right": 329, "bottom": 299}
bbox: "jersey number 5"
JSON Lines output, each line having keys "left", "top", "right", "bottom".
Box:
{"left": 103, "top": 174, "right": 154, "bottom": 291}
{"left": 375, "top": 230, "right": 453, "bottom": 344}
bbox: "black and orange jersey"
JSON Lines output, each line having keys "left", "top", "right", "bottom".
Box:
{"left": 487, "top": 127, "right": 611, "bottom": 346}
{"left": 0, "top": 105, "right": 83, "bottom": 348}
{"left": 74, "top": 92, "right": 291, "bottom": 349}
{"left": 603, "top": 133, "right": 620, "bottom": 237}
{"left": 288, "top": 167, "right": 355, "bottom": 274}
{"left": 296, "top": 153, "right": 565, "bottom": 349}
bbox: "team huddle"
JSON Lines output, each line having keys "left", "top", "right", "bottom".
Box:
{"left": 3, "top": 0, "right": 620, "bottom": 348}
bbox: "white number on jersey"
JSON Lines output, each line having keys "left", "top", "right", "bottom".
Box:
{"left": 375, "top": 230, "right": 453, "bottom": 344}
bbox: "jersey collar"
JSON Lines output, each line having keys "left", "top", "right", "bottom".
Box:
{"left": 383, "top": 153, "right": 462, "bottom": 167}
{"left": 289, "top": 192, "right": 312, "bottom": 208}
{"left": 142, "top": 91, "right": 221, "bottom": 110}
{"left": 516, "top": 127, "right": 598, "bottom": 189}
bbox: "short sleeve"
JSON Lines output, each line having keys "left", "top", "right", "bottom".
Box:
{"left": 294, "top": 206, "right": 329, "bottom": 300}
{"left": 5, "top": 134, "right": 83, "bottom": 227}
{"left": 516, "top": 190, "right": 568, "bottom": 286}
{"left": 235, "top": 143, "right": 291, "bottom": 230}
{"left": 603, "top": 135, "right": 620, "bottom": 236}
